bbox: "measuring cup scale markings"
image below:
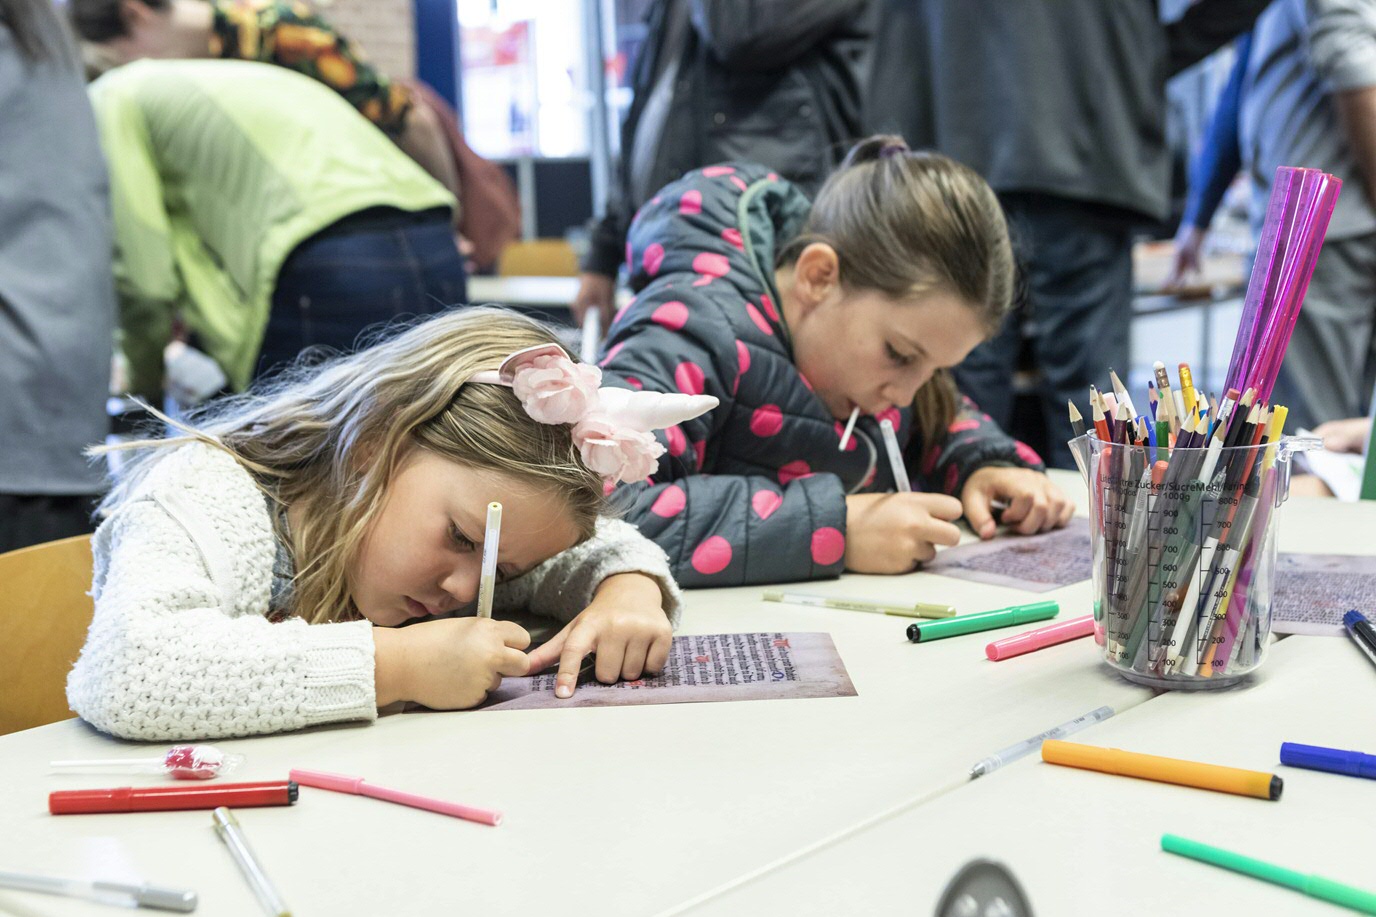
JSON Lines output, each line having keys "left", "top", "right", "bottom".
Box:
{"left": 1072, "top": 434, "right": 1318, "bottom": 688}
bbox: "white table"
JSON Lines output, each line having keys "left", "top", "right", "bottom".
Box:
{"left": 678, "top": 493, "right": 1376, "bottom": 916}
{"left": 1, "top": 479, "right": 1370, "bottom": 916}
{"left": 684, "top": 636, "right": 1376, "bottom": 917}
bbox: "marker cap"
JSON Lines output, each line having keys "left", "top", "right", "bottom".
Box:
{"left": 1279, "top": 742, "right": 1376, "bottom": 779}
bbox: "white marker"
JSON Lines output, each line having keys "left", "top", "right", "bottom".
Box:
{"left": 879, "top": 418, "right": 911, "bottom": 492}
{"left": 476, "top": 501, "right": 503, "bottom": 618}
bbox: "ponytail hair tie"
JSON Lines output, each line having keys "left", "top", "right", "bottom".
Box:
{"left": 879, "top": 143, "right": 908, "bottom": 160}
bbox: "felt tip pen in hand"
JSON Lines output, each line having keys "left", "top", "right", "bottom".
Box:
{"left": 879, "top": 418, "right": 912, "bottom": 492}
{"left": 970, "top": 706, "right": 1114, "bottom": 778}
{"left": 49, "top": 780, "right": 298, "bottom": 814}
{"left": 1042, "top": 740, "right": 1282, "bottom": 800}
{"left": 475, "top": 501, "right": 502, "bottom": 619}
{"left": 1342, "top": 609, "right": 1376, "bottom": 671}
{"left": 763, "top": 589, "right": 956, "bottom": 619}
{"left": 212, "top": 807, "right": 291, "bottom": 917}
{"left": 0, "top": 870, "right": 197, "bottom": 912}
{"left": 1162, "top": 834, "right": 1376, "bottom": 914}
{"left": 906, "top": 601, "right": 1059, "bottom": 642}
{"left": 1280, "top": 742, "right": 1376, "bottom": 780}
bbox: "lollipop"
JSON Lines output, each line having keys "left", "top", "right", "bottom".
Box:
{"left": 50, "top": 745, "right": 243, "bottom": 780}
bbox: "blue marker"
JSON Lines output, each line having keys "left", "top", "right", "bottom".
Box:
{"left": 1343, "top": 610, "right": 1376, "bottom": 672}
{"left": 1280, "top": 742, "right": 1376, "bottom": 780}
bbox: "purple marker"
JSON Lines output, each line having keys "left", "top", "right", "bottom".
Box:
{"left": 1279, "top": 742, "right": 1376, "bottom": 781}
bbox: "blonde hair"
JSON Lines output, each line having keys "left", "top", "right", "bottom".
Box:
{"left": 99, "top": 308, "right": 604, "bottom": 624}
{"left": 778, "top": 135, "right": 1016, "bottom": 447}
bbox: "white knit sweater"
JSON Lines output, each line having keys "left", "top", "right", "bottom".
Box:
{"left": 67, "top": 443, "right": 684, "bottom": 741}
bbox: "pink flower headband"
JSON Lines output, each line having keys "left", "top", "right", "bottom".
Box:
{"left": 471, "top": 344, "right": 718, "bottom": 485}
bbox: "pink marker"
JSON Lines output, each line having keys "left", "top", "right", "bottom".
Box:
{"left": 985, "top": 614, "right": 1095, "bottom": 661}
{"left": 289, "top": 769, "right": 502, "bottom": 826}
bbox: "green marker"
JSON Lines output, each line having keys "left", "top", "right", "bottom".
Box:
{"left": 906, "top": 601, "right": 1059, "bottom": 643}
{"left": 1162, "top": 834, "right": 1376, "bottom": 914}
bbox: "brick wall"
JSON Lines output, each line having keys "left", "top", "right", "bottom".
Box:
{"left": 315, "top": 0, "right": 415, "bottom": 80}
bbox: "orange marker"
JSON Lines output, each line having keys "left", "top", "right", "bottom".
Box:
{"left": 1041, "top": 740, "right": 1282, "bottom": 800}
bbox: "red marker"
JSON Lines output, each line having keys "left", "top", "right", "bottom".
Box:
{"left": 49, "top": 780, "right": 297, "bottom": 814}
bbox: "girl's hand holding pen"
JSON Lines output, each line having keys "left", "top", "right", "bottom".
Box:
{"left": 843, "top": 492, "right": 963, "bottom": 573}
{"left": 372, "top": 618, "right": 531, "bottom": 710}
{"left": 524, "top": 573, "right": 673, "bottom": 699}
{"left": 961, "top": 466, "right": 1075, "bottom": 539}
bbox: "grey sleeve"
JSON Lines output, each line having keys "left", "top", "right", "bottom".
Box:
{"left": 1306, "top": 0, "right": 1376, "bottom": 91}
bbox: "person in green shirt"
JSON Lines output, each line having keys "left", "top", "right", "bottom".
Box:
{"left": 68, "top": 0, "right": 459, "bottom": 201}
{"left": 88, "top": 57, "right": 463, "bottom": 401}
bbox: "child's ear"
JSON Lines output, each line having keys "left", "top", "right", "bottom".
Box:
{"left": 793, "top": 242, "right": 840, "bottom": 311}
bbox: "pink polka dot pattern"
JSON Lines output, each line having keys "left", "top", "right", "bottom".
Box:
{"left": 643, "top": 242, "right": 665, "bottom": 276}
{"left": 810, "top": 527, "right": 845, "bottom": 566}
{"left": 702, "top": 165, "right": 736, "bottom": 177}
{"left": 760, "top": 293, "right": 779, "bottom": 322}
{"left": 948, "top": 419, "right": 979, "bottom": 434}
{"left": 603, "top": 479, "right": 617, "bottom": 497}
{"left": 733, "top": 340, "right": 751, "bottom": 394}
{"left": 766, "top": 171, "right": 779, "bottom": 181}
{"left": 691, "top": 535, "right": 733, "bottom": 575}
{"left": 598, "top": 341, "right": 624, "bottom": 367}
{"left": 834, "top": 421, "right": 858, "bottom": 451}
{"left": 1015, "top": 442, "right": 1044, "bottom": 466}
{"left": 665, "top": 424, "right": 687, "bottom": 456}
{"left": 625, "top": 376, "right": 644, "bottom": 390}
{"left": 722, "top": 228, "right": 744, "bottom": 249}
{"left": 944, "top": 464, "right": 960, "bottom": 493}
{"left": 798, "top": 373, "right": 813, "bottom": 391}
{"left": 745, "top": 303, "right": 773, "bottom": 335}
{"left": 750, "top": 405, "right": 783, "bottom": 437}
{"left": 679, "top": 190, "right": 703, "bottom": 215}
{"left": 778, "top": 460, "right": 812, "bottom": 484}
{"left": 876, "top": 407, "right": 901, "bottom": 431}
{"left": 920, "top": 446, "right": 940, "bottom": 475}
{"left": 730, "top": 176, "right": 748, "bottom": 192}
{"left": 650, "top": 485, "right": 686, "bottom": 518}
{"left": 692, "top": 252, "right": 730, "bottom": 278}
{"left": 751, "top": 489, "right": 783, "bottom": 520}
{"left": 861, "top": 466, "right": 878, "bottom": 489}
{"left": 674, "top": 361, "right": 705, "bottom": 396}
{"left": 652, "top": 300, "right": 689, "bottom": 331}
{"left": 692, "top": 439, "right": 706, "bottom": 469}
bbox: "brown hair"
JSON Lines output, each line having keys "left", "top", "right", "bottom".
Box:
{"left": 778, "top": 135, "right": 1015, "bottom": 448}
{"left": 97, "top": 308, "right": 605, "bottom": 624}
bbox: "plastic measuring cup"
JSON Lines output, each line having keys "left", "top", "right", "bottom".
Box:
{"left": 1069, "top": 433, "right": 1317, "bottom": 688}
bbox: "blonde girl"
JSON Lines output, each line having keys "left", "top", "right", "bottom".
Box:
{"left": 68, "top": 308, "right": 716, "bottom": 739}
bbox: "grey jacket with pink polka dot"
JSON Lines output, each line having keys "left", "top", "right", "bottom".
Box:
{"left": 599, "top": 162, "right": 1045, "bottom": 587}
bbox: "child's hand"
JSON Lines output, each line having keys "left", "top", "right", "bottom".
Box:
{"left": 843, "top": 492, "right": 963, "bottom": 573}
{"left": 372, "top": 618, "right": 531, "bottom": 710}
{"left": 961, "top": 467, "right": 1075, "bottom": 539}
{"left": 524, "top": 573, "right": 672, "bottom": 699}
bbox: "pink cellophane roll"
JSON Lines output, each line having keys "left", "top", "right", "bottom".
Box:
{"left": 1223, "top": 166, "right": 1341, "bottom": 401}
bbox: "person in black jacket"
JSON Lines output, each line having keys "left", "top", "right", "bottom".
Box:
{"left": 597, "top": 137, "right": 1074, "bottom": 588}
{"left": 573, "top": 0, "right": 870, "bottom": 328}
{"left": 865, "top": 0, "right": 1269, "bottom": 468}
